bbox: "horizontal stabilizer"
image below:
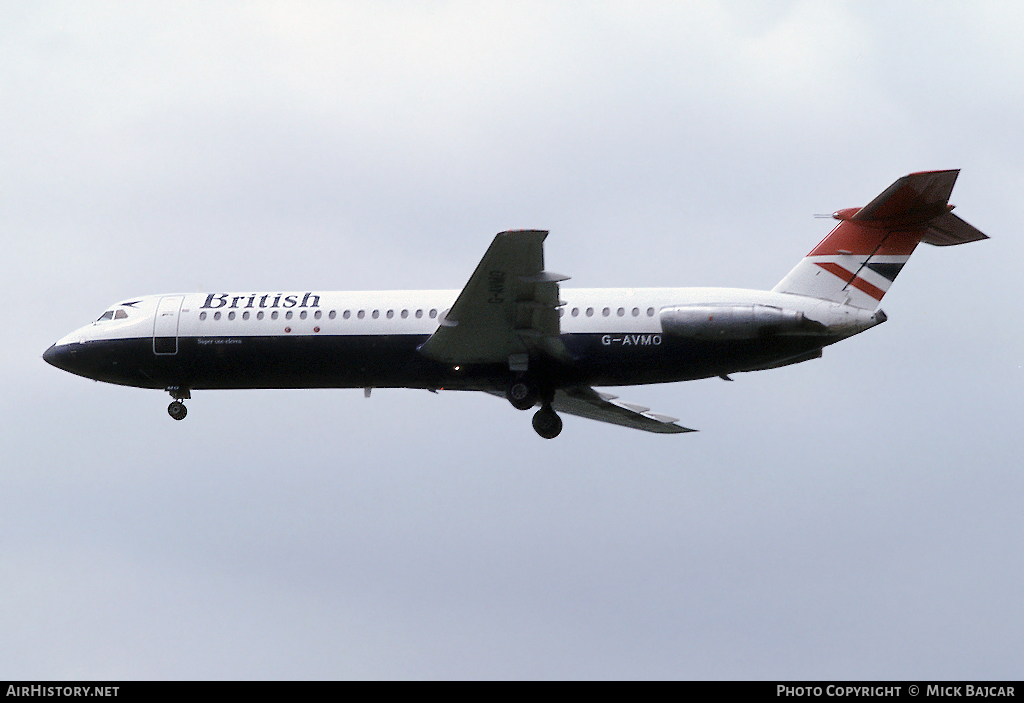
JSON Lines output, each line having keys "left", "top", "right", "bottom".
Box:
{"left": 921, "top": 211, "right": 989, "bottom": 246}
{"left": 848, "top": 170, "right": 988, "bottom": 246}
{"left": 852, "top": 169, "right": 959, "bottom": 222}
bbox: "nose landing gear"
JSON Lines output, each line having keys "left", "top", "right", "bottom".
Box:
{"left": 165, "top": 386, "right": 190, "bottom": 421}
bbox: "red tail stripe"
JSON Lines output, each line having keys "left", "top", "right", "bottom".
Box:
{"left": 814, "top": 262, "right": 886, "bottom": 301}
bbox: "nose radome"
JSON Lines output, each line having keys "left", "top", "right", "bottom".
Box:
{"left": 43, "top": 343, "right": 76, "bottom": 373}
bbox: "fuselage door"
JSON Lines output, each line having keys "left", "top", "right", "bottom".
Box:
{"left": 153, "top": 296, "right": 184, "bottom": 355}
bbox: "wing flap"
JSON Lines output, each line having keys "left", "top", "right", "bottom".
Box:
{"left": 552, "top": 387, "right": 695, "bottom": 434}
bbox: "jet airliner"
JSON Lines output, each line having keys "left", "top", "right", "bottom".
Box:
{"left": 44, "top": 170, "right": 987, "bottom": 438}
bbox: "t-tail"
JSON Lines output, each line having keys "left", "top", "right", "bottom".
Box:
{"left": 773, "top": 170, "right": 988, "bottom": 309}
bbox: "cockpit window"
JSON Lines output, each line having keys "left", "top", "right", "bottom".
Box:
{"left": 96, "top": 309, "right": 130, "bottom": 322}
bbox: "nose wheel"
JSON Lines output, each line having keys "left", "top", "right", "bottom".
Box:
{"left": 168, "top": 400, "right": 187, "bottom": 421}
{"left": 165, "top": 386, "right": 191, "bottom": 421}
{"left": 532, "top": 404, "right": 562, "bottom": 439}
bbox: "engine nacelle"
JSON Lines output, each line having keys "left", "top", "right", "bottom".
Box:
{"left": 660, "top": 304, "right": 810, "bottom": 340}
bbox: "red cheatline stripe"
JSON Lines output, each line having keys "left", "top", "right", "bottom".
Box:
{"left": 814, "top": 262, "right": 886, "bottom": 301}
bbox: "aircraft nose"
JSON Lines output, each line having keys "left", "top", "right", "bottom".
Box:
{"left": 43, "top": 343, "right": 75, "bottom": 373}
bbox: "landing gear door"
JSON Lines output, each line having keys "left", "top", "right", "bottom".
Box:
{"left": 153, "top": 296, "right": 184, "bottom": 355}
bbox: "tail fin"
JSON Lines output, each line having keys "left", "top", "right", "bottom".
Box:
{"left": 773, "top": 170, "right": 988, "bottom": 309}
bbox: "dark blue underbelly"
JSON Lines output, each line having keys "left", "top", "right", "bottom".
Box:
{"left": 57, "top": 333, "right": 829, "bottom": 391}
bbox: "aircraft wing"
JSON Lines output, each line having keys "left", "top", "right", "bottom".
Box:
{"left": 551, "top": 387, "right": 695, "bottom": 434}
{"left": 418, "top": 230, "right": 571, "bottom": 364}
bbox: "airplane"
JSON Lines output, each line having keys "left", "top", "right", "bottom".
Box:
{"left": 43, "top": 170, "right": 987, "bottom": 438}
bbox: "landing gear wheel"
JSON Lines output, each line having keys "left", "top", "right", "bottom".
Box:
{"left": 507, "top": 378, "right": 540, "bottom": 411}
{"left": 168, "top": 400, "right": 187, "bottom": 421}
{"left": 532, "top": 406, "right": 562, "bottom": 439}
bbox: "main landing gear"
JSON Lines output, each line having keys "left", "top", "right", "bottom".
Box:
{"left": 166, "top": 387, "right": 190, "bottom": 421}
{"left": 506, "top": 376, "right": 562, "bottom": 439}
{"left": 506, "top": 377, "right": 540, "bottom": 410}
{"left": 532, "top": 404, "right": 562, "bottom": 439}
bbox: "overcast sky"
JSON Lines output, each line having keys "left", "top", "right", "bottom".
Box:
{"left": 3, "top": 1, "right": 1022, "bottom": 679}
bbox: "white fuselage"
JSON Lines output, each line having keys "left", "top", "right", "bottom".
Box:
{"left": 55, "top": 287, "right": 879, "bottom": 348}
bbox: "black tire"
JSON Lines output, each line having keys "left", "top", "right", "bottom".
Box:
{"left": 532, "top": 407, "right": 562, "bottom": 439}
{"left": 168, "top": 401, "right": 187, "bottom": 421}
{"left": 507, "top": 379, "right": 539, "bottom": 410}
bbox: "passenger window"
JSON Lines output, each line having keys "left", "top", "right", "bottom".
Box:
{"left": 572, "top": 308, "right": 579, "bottom": 317}
{"left": 285, "top": 311, "right": 293, "bottom": 320}
{"left": 300, "top": 311, "right": 307, "bottom": 320}
{"left": 358, "top": 310, "right": 365, "bottom": 319}
{"left": 602, "top": 308, "right": 610, "bottom": 317}
{"left": 617, "top": 307, "right": 624, "bottom": 317}
{"left": 199, "top": 312, "right": 207, "bottom": 321}
{"left": 632, "top": 307, "right": 639, "bottom": 317}
{"left": 401, "top": 310, "right": 409, "bottom": 319}
{"left": 430, "top": 309, "right": 437, "bottom": 318}
{"left": 242, "top": 311, "right": 250, "bottom": 320}
{"left": 330, "top": 310, "right": 337, "bottom": 319}
{"left": 416, "top": 309, "right": 423, "bottom": 318}
{"left": 314, "top": 310, "right": 322, "bottom": 320}
{"left": 214, "top": 312, "right": 222, "bottom": 320}
{"left": 647, "top": 307, "right": 655, "bottom": 317}
{"left": 386, "top": 310, "right": 394, "bottom": 319}
{"left": 257, "top": 311, "right": 264, "bottom": 320}
{"left": 228, "top": 311, "right": 235, "bottom": 320}
{"left": 372, "top": 310, "right": 379, "bottom": 319}
{"left": 271, "top": 311, "right": 279, "bottom": 320}
{"left": 586, "top": 307, "right": 594, "bottom": 317}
